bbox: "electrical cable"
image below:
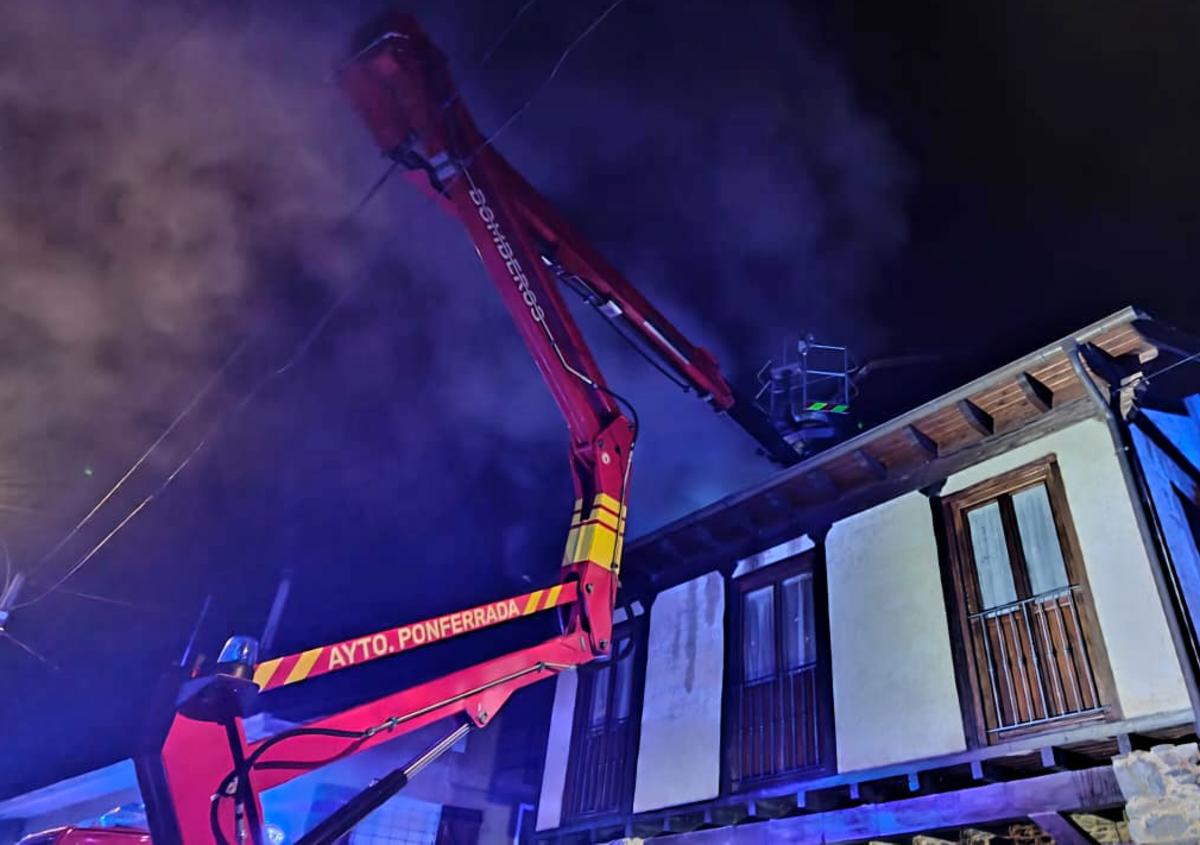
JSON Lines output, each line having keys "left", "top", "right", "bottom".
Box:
{"left": 30, "top": 0, "right": 628, "bottom": 614}
{"left": 595, "top": 383, "right": 639, "bottom": 443}
{"left": 16, "top": 309, "right": 331, "bottom": 610}
{"left": 212, "top": 659, "right": 567, "bottom": 837}
{"left": 0, "top": 631, "right": 50, "bottom": 665}
{"left": 344, "top": 159, "right": 403, "bottom": 221}
{"left": 210, "top": 724, "right": 379, "bottom": 841}
{"left": 479, "top": 0, "right": 542, "bottom": 66}
{"left": 27, "top": 339, "right": 248, "bottom": 578}
{"left": 1127, "top": 349, "right": 1200, "bottom": 391}
{"left": 434, "top": 0, "right": 548, "bottom": 118}
{"left": 251, "top": 740, "right": 368, "bottom": 771}
{"left": 555, "top": 263, "right": 693, "bottom": 392}
{"left": 463, "top": 0, "right": 629, "bottom": 165}
{"left": 56, "top": 587, "right": 163, "bottom": 612}
{"left": 604, "top": 315, "right": 693, "bottom": 392}
{"left": 209, "top": 789, "right": 231, "bottom": 845}
{"left": 14, "top": 160, "right": 406, "bottom": 611}
{"left": 243, "top": 725, "right": 376, "bottom": 771}
{"left": 16, "top": 497, "right": 154, "bottom": 609}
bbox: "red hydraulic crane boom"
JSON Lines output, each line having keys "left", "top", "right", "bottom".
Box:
{"left": 337, "top": 15, "right": 799, "bottom": 466}
{"left": 96, "top": 13, "right": 801, "bottom": 845}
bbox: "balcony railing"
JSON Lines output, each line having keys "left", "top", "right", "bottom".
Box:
{"left": 732, "top": 663, "right": 822, "bottom": 786}
{"left": 969, "top": 585, "right": 1103, "bottom": 734}
{"left": 563, "top": 718, "right": 634, "bottom": 819}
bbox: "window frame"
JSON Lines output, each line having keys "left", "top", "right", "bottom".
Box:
{"left": 560, "top": 616, "right": 648, "bottom": 824}
{"left": 722, "top": 547, "right": 836, "bottom": 794}
{"left": 940, "top": 454, "right": 1119, "bottom": 744}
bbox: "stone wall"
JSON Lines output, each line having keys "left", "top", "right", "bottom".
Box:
{"left": 1114, "top": 743, "right": 1200, "bottom": 844}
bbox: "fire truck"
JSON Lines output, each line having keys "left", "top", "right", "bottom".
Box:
{"left": 22, "top": 12, "right": 798, "bottom": 844}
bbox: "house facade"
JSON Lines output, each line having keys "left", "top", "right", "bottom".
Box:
{"left": 535, "top": 308, "right": 1200, "bottom": 844}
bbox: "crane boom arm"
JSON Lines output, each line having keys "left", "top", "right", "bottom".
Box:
{"left": 130, "top": 13, "right": 796, "bottom": 844}
{"left": 338, "top": 14, "right": 799, "bottom": 464}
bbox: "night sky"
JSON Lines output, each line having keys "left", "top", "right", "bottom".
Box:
{"left": 0, "top": 0, "right": 1197, "bottom": 799}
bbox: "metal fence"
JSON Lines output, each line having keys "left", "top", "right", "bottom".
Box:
{"left": 969, "top": 585, "right": 1103, "bottom": 734}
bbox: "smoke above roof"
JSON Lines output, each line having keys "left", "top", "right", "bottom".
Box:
{"left": 0, "top": 0, "right": 908, "bottom": 795}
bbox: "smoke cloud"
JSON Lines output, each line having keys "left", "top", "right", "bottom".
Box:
{"left": 0, "top": 1, "right": 371, "bottom": 547}
{"left": 0, "top": 0, "right": 908, "bottom": 794}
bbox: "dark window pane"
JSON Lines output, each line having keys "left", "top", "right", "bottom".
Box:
{"left": 743, "top": 585, "right": 776, "bottom": 681}
{"left": 589, "top": 665, "right": 610, "bottom": 727}
{"left": 967, "top": 501, "right": 1018, "bottom": 608}
{"left": 782, "top": 573, "right": 816, "bottom": 668}
{"left": 1012, "top": 484, "right": 1070, "bottom": 595}
{"left": 612, "top": 639, "right": 635, "bottom": 720}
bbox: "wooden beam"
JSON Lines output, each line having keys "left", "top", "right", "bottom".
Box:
{"left": 685, "top": 525, "right": 722, "bottom": 554}
{"left": 917, "top": 765, "right": 974, "bottom": 793}
{"left": 1029, "top": 812, "right": 1102, "bottom": 844}
{"left": 724, "top": 510, "right": 761, "bottom": 539}
{"left": 969, "top": 759, "right": 1009, "bottom": 783}
{"left": 1116, "top": 732, "right": 1159, "bottom": 755}
{"left": 551, "top": 710, "right": 1195, "bottom": 844}
{"left": 1079, "top": 342, "right": 1144, "bottom": 388}
{"left": 854, "top": 448, "right": 888, "bottom": 481}
{"left": 854, "top": 775, "right": 923, "bottom": 804}
{"left": 904, "top": 424, "right": 939, "bottom": 459}
{"left": 673, "top": 769, "right": 1123, "bottom": 843}
{"left": 1131, "top": 316, "right": 1200, "bottom": 360}
{"left": 805, "top": 468, "right": 841, "bottom": 497}
{"left": 653, "top": 537, "right": 685, "bottom": 565}
{"left": 798, "top": 786, "right": 850, "bottom": 812}
{"left": 629, "top": 397, "right": 1105, "bottom": 596}
{"left": 957, "top": 398, "right": 994, "bottom": 437}
{"left": 1016, "top": 371, "right": 1055, "bottom": 413}
{"left": 763, "top": 491, "right": 795, "bottom": 514}
{"left": 1040, "top": 746, "right": 1095, "bottom": 772}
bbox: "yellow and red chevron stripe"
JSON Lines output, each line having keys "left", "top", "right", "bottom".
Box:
{"left": 562, "top": 492, "right": 628, "bottom": 573}
{"left": 252, "top": 581, "right": 578, "bottom": 691}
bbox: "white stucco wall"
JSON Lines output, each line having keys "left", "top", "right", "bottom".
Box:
{"left": 536, "top": 671, "right": 578, "bottom": 831}
{"left": 733, "top": 534, "right": 814, "bottom": 578}
{"left": 942, "top": 416, "right": 1191, "bottom": 718}
{"left": 827, "top": 491, "right": 967, "bottom": 772}
{"left": 633, "top": 572, "right": 725, "bottom": 812}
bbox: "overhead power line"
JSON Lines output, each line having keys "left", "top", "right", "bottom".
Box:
{"left": 8, "top": 0, "right": 633, "bottom": 616}
{"left": 469, "top": 0, "right": 630, "bottom": 162}
{"left": 28, "top": 340, "right": 248, "bottom": 578}
{"left": 14, "top": 159, "right": 404, "bottom": 612}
